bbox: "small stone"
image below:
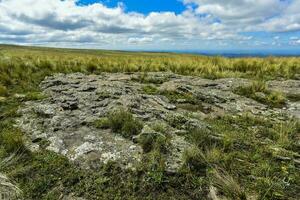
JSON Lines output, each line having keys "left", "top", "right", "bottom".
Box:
{"left": 34, "top": 104, "right": 56, "bottom": 117}
{"left": 72, "top": 142, "right": 102, "bottom": 161}
{"left": 153, "top": 96, "right": 176, "bottom": 110}
{"left": 46, "top": 136, "right": 65, "bottom": 154}
{"left": 133, "top": 125, "right": 166, "bottom": 144}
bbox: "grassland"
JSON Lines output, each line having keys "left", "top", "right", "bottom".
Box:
{"left": 0, "top": 45, "right": 300, "bottom": 199}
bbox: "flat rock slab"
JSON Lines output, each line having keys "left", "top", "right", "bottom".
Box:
{"left": 16, "top": 72, "right": 300, "bottom": 171}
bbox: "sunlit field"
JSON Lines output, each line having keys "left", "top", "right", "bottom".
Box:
{"left": 0, "top": 45, "right": 299, "bottom": 200}
{"left": 1, "top": 45, "right": 299, "bottom": 95}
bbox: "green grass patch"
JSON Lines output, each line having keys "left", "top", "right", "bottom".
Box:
{"left": 198, "top": 114, "right": 300, "bottom": 199}
{"left": 132, "top": 72, "right": 169, "bottom": 84}
{"left": 0, "top": 129, "right": 26, "bottom": 156}
{"left": 2, "top": 149, "right": 208, "bottom": 200}
{"left": 93, "top": 117, "right": 111, "bottom": 129}
{"left": 0, "top": 84, "right": 8, "bottom": 96}
{"left": 0, "top": 45, "right": 300, "bottom": 199}
{"left": 183, "top": 146, "right": 207, "bottom": 174}
{"left": 94, "top": 109, "right": 143, "bottom": 139}
{"left": 23, "top": 91, "right": 48, "bottom": 101}
{"left": 234, "top": 81, "right": 286, "bottom": 108}
{"left": 159, "top": 90, "right": 199, "bottom": 105}
{"left": 142, "top": 84, "right": 159, "bottom": 95}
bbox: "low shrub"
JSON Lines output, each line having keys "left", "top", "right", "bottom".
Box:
{"left": 138, "top": 132, "right": 168, "bottom": 153}
{"left": 108, "top": 109, "right": 143, "bottom": 139}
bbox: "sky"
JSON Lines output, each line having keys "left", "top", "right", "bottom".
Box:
{"left": 1, "top": 0, "right": 300, "bottom": 52}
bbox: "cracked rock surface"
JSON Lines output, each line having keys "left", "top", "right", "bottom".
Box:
{"left": 17, "top": 72, "right": 300, "bottom": 172}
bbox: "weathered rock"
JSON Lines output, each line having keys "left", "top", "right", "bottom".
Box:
{"left": 16, "top": 72, "right": 300, "bottom": 172}
{"left": 166, "top": 134, "right": 190, "bottom": 173}
{"left": 34, "top": 104, "right": 56, "bottom": 117}
{"left": 133, "top": 125, "right": 167, "bottom": 145}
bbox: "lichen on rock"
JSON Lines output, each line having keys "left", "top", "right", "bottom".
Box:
{"left": 16, "top": 72, "right": 300, "bottom": 173}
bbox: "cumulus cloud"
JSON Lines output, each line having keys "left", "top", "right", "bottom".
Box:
{"left": 290, "top": 37, "right": 300, "bottom": 45}
{"left": 184, "top": 0, "right": 288, "bottom": 25}
{"left": 0, "top": 0, "right": 299, "bottom": 49}
{"left": 128, "top": 37, "right": 153, "bottom": 44}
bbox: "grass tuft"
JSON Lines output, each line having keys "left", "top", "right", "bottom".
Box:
{"left": 234, "top": 81, "right": 286, "bottom": 107}
{"left": 142, "top": 84, "right": 158, "bottom": 95}
{"left": 183, "top": 146, "right": 207, "bottom": 173}
{"left": 93, "top": 117, "right": 110, "bottom": 129}
{"left": 0, "top": 129, "right": 26, "bottom": 155}
{"left": 107, "top": 108, "right": 143, "bottom": 139}
{"left": 209, "top": 168, "right": 247, "bottom": 200}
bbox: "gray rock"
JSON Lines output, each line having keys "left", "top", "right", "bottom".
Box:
{"left": 34, "top": 104, "right": 56, "bottom": 117}
{"left": 16, "top": 72, "right": 299, "bottom": 173}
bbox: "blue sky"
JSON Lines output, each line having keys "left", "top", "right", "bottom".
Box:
{"left": 0, "top": 0, "right": 300, "bottom": 53}
{"left": 79, "top": 0, "right": 186, "bottom": 14}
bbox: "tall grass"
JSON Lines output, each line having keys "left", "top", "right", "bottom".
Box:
{"left": 0, "top": 45, "right": 299, "bottom": 97}
{"left": 0, "top": 45, "right": 299, "bottom": 199}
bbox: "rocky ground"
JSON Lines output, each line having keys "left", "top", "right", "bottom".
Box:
{"left": 16, "top": 72, "right": 300, "bottom": 175}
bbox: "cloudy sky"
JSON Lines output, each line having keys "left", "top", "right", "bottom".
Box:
{"left": 0, "top": 0, "right": 300, "bottom": 51}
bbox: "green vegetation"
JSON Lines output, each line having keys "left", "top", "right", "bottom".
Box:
{"left": 209, "top": 168, "right": 247, "bottom": 200}
{"left": 93, "top": 117, "right": 111, "bottom": 129}
{"left": 234, "top": 81, "right": 287, "bottom": 107}
{"left": 108, "top": 109, "right": 143, "bottom": 139}
{"left": 131, "top": 72, "right": 170, "bottom": 84}
{"left": 0, "top": 129, "right": 26, "bottom": 155}
{"left": 94, "top": 109, "right": 143, "bottom": 139}
{"left": 0, "top": 45, "right": 299, "bottom": 97}
{"left": 160, "top": 90, "right": 199, "bottom": 104}
{"left": 183, "top": 146, "right": 207, "bottom": 173}
{"left": 0, "top": 84, "right": 8, "bottom": 96}
{"left": 142, "top": 84, "right": 159, "bottom": 95}
{"left": 23, "top": 91, "right": 48, "bottom": 101}
{"left": 137, "top": 123, "right": 170, "bottom": 153}
{"left": 183, "top": 114, "right": 300, "bottom": 199}
{"left": 0, "top": 45, "right": 299, "bottom": 199}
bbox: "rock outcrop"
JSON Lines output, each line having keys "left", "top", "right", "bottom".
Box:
{"left": 16, "top": 72, "right": 300, "bottom": 172}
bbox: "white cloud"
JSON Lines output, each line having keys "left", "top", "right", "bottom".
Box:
{"left": 0, "top": 0, "right": 220, "bottom": 47}
{"left": 128, "top": 37, "right": 153, "bottom": 44}
{"left": 184, "top": 0, "right": 288, "bottom": 24}
{"left": 274, "top": 36, "right": 280, "bottom": 40}
{"left": 184, "top": 0, "right": 300, "bottom": 33}
{"left": 290, "top": 39, "right": 300, "bottom": 45}
{"left": 259, "top": 0, "right": 300, "bottom": 32}
{"left": 0, "top": 0, "right": 299, "bottom": 49}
